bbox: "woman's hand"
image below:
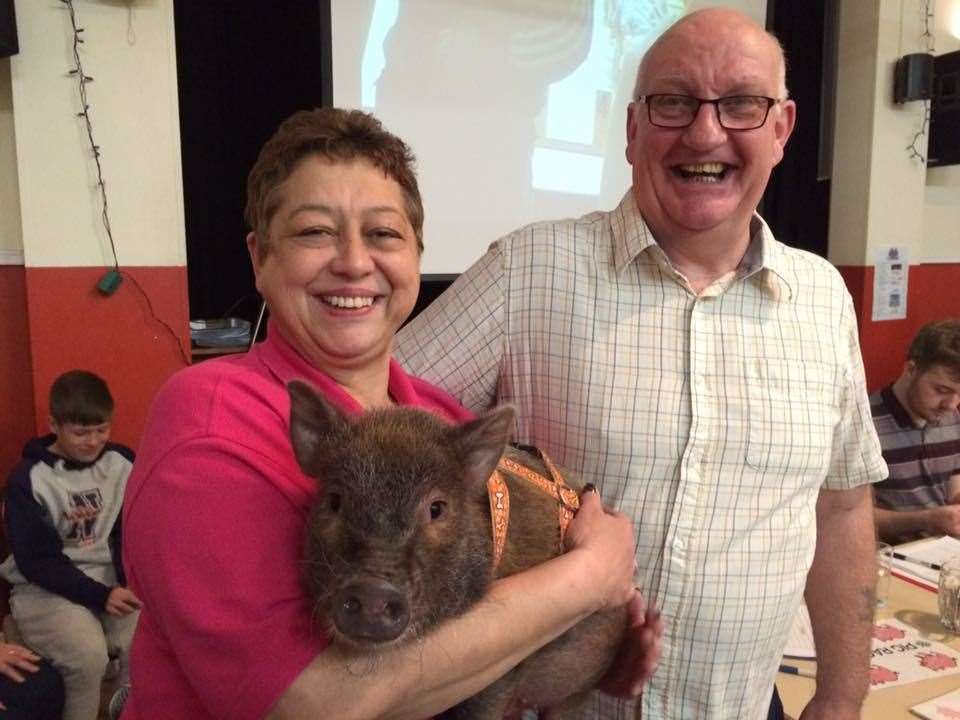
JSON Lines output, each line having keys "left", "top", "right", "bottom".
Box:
{"left": 0, "top": 642, "right": 41, "bottom": 684}
{"left": 564, "top": 486, "right": 639, "bottom": 611}
{"left": 597, "top": 593, "right": 664, "bottom": 698}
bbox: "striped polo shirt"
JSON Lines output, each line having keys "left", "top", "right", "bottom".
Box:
{"left": 871, "top": 384, "right": 960, "bottom": 516}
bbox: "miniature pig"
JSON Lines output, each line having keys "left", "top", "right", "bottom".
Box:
{"left": 287, "top": 380, "right": 625, "bottom": 719}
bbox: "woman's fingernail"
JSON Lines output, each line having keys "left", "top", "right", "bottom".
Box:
{"left": 582, "top": 483, "right": 596, "bottom": 494}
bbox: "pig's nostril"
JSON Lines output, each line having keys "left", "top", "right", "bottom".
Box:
{"left": 385, "top": 601, "right": 404, "bottom": 621}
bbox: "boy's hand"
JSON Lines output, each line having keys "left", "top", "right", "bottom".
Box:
{"left": 107, "top": 586, "right": 142, "bottom": 616}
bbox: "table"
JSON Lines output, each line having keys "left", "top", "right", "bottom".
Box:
{"left": 777, "top": 573, "right": 960, "bottom": 719}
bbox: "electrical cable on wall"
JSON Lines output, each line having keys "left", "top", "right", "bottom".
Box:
{"left": 906, "top": 0, "right": 935, "bottom": 163}
{"left": 61, "top": 0, "right": 190, "bottom": 366}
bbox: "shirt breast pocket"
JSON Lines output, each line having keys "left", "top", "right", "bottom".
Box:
{"left": 744, "top": 359, "right": 840, "bottom": 474}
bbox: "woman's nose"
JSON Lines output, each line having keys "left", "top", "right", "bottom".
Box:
{"left": 332, "top": 232, "right": 374, "bottom": 276}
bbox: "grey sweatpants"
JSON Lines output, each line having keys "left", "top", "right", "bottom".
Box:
{"left": 10, "top": 584, "right": 138, "bottom": 720}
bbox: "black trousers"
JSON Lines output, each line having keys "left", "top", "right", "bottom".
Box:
{"left": 0, "top": 658, "right": 64, "bottom": 720}
{"left": 767, "top": 686, "right": 785, "bottom": 720}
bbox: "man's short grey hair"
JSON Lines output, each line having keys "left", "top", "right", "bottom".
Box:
{"left": 632, "top": 23, "right": 789, "bottom": 101}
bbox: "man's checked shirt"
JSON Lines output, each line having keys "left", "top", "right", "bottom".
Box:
{"left": 395, "top": 192, "right": 886, "bottom": 720}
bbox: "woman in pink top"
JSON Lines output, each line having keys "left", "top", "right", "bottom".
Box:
{"left": 121, "top": 108, "right": 661, "bottom": 720}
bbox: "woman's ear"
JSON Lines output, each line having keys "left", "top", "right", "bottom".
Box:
{"left": 246, "top": 231, "right": 265, "bottom": 284}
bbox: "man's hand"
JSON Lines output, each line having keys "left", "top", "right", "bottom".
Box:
{"left": 929, "top": 504, "right": 960, "bottom": 537}
{"left": 799, "top": 694, "right": 862, "bottom": 720}
{"left": 106, "top": 586, "right": 142, "bottom": 616}
{"left": 597, "top": 592, "right": 664, "bottom": 698}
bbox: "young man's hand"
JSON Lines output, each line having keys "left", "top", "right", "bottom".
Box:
{"left": 106, "top": 586, "right": 143, "bottom": 616}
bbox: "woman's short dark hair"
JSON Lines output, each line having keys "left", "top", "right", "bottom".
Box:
{"left": 49, "top": 370, "right": 114, "bottom": 425}
{"left": 245, "top": 107, "right": 424, "bottom": 258}
{"left": 908, "top": 319, "right": 960, "bottom": 379}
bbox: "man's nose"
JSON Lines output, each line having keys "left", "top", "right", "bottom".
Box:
{"left": 682, "top": 103, "right": 727, "bottom": 148}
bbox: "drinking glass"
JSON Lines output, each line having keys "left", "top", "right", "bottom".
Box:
{"left": 939, "top": 556, "right": 960, "bottom": 632}
{"left": 876, "top": 542, "right": 893, "bottom": 609}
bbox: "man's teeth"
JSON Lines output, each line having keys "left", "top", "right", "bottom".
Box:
{"left": 677, "top": 162, "right": 729, "bottom": 182}
{"left": 679, "top": 162, "right": 727, "bottom": 174}
{"left": 322, "top": 296, "right": 375, "bottom": 309}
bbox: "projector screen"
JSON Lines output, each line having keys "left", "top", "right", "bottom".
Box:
{"left": 331, "top": 0, "right": 767, "bottom": 274}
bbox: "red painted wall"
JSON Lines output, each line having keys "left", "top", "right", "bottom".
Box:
{"left": 21, "top": 266, "right": 190, "bottom": 453}
{"left": 839, "top": 263, "right": 960, "bottom": 392}
{"left": 0, "top": 266, "right": 36, "bottom": 475}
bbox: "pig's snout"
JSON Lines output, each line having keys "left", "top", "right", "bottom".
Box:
{"left": 333, "top": 578, "right": 411, "bottom": 643}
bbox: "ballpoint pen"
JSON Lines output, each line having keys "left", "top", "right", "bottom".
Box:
{"left": 891, "top": 552, "right": 942, "bottom": 572}
{"left": 778, "top": 664, "right": 817, "bottom": 679}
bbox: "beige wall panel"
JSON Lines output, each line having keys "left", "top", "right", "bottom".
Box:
{"left": 9, "top": 0, "right": 184, "bottom": 268}
{"left": 0, "top": 58, "right": 22, "bottom": 260}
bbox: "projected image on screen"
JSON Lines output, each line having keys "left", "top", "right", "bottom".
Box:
{"left": 332, "top": 0, "right": 762, "bottom": 273}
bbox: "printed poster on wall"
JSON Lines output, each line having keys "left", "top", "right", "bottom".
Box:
{"left": 872, "top": 246, "right": 909, "bottom": 321}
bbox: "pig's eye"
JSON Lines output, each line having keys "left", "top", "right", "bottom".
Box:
{"left": 429, "top": 500, "right": 446, "bottom": 520}
{"left": 327, "top": 492, "right": 342, "bottom": 513}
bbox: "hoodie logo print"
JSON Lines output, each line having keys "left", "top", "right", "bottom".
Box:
{"left": 63, "top": 489, "right": 103, "bottom": 546}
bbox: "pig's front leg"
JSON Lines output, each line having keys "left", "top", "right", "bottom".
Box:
{"left": 437, "top": 671, "right": 523, "bottom": 720}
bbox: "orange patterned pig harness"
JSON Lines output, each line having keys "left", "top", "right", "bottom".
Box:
{"left": 486, "top": 446, "right": 580, "bottom": 570}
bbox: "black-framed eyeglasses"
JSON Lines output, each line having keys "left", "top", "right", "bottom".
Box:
{"left": 637, "top": 94, "right": 780, "bottom": 130}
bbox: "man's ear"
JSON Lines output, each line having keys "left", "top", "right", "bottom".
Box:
{"left": 625, "top": 101, "right": 641, "bottom": 165}
{"left": 771, "top": 99, "right": 797, "bottom": 165}
{"left": 904, "top": 360, "right": 918, "bottom": 380}
{"left": 288, "top": 381, "right": 349, "bottom": 475}
{"left": 450, "top": 405, "right": 515, "bottom": 491}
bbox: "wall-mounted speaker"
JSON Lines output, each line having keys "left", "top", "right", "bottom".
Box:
{"left": 894, "top": 53, "right": 934, "bottom": 103}
{"left": 0, "top": 0, "right": 18, "bottom": 59}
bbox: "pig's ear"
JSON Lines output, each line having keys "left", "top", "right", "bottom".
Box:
{"left": 287, "top": 380, "right": 349, "bottom": 473}
{"left": 452, "top": 405, "right": 515, "bottom": 490}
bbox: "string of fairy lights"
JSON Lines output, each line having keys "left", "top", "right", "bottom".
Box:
{"left": 60, "top": 0, "right": 190, "bottom": 365}
{"left": 906, "top": 0, "right": 936, "bottom": 163}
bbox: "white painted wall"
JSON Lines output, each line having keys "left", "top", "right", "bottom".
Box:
{"left": 0, "top": 58, "right": 22, "bottom": 263}
{"left": 8, "top": 0, "right": 184, "bottom": 268}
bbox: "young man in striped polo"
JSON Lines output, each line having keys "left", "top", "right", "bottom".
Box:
{"left": 873, "top": 319, "right": 960, "bottom": 544}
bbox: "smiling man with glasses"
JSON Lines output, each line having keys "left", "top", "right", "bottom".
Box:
{"left": 397, "top": 8, "right": 886, "bottom": 720}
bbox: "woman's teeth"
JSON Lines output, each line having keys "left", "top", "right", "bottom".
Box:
{"left": 322, "top": 295, "right": 375, "bottom": 309}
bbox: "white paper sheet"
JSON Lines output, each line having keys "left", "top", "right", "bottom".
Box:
{"left": 892, "top": 537, "right": 960, "bottom": 592}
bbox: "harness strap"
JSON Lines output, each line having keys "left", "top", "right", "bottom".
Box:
{"left": 486, "top": 469, "right": 510, "bottom": 571}
{"left": 487, "top": 451, "right": 581, "bottom": 571}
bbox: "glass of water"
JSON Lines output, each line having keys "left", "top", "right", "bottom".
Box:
{"left": 876, "top": 542, "right": 893, "bottom": 609}
{"left": 939, "top": 557, "right": 960, "bottom": 632}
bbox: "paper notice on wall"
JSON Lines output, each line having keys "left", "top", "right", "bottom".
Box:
{"left": 872, "top": 246, "right": 909, "bottom": 321}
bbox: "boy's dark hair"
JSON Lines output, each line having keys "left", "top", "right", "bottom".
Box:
{"left": 49, "top": 370, "right": 114, "bottom": 425}
{"left": 908, "top": 319, "right": 960, "bottom": 379}
{"left": 244, "top": 107, "right": 424, "bottom": 260}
